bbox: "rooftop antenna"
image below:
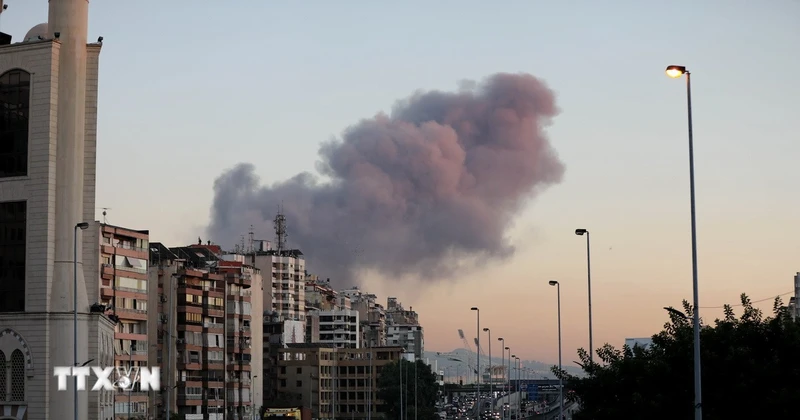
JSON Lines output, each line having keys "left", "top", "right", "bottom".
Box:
{"left": 100, "top": 207, "right": 111, "bottom": 224}
{"left": 248, "top": 225, "right": 256, "bottom": 264}
{"left": 274, "top": 206, "right": 287, "bottom": 253}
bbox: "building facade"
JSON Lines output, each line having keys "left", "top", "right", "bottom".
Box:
{"left": 151, "top": 242, "right": 261, "bottom": 420}
{"left": 385, "top": 298, "right": 424, "bottom": 359}
{"left": 308, "top": 309, "right": 360, "bottom": 349}
{"left": 276, "top": 345, "right": 403, "bottom": 419}
{"left": 88, "top": 222, "right": 151, "bottom": 418}
{"left": 0, "top": 1, "right": 115, "bottom": 419}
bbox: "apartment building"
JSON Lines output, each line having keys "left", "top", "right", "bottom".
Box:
{"left": 251, "top": 241, "right": 306, "bottom": 322}
{"left": 150, "top": 242, "right": 260, "bottom": 420}
{"left": 340, "top": 288, "right": 386, "bottom": 348}
{"left": 308, "top": 309, "right": 361, "bottom": 348}
{"left": 87, "top": 222, "right": 151, "bottom": 419}
{"left": 305, "top": 277, "right": 337, "bottom": 311}
{"left": 385, "top": 298, "right": 424, "bottom": 359}
{"left": 276, "top": 344, "right": 404, "bottom": 419}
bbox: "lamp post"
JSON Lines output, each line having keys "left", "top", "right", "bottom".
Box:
{"left": 497, "top": 337, "right": 504, "bottom": 420}
{"left": 470, "top": 307, "right": 480, "bottom": 418}
{"left": 483, "top": 328, "right": 492, "bottom": 414}
{"left": 574, "top": 228, "right": 593, "bottom": 363}
{"left": 252, "top": 375, "right": 258, "bottom": 420}
{"left": 549, "top": 280, "right": 563, "bottom": 420}
{"left": 73, "top": 221, "right": 89, "bottom": 420}
{"left": 665, "top": 64, "right": 703, "bottom": 420}
{"left": 516, "top": 357, "right": 522, "bottom": 420}
{"left": 504, "top": 347, "right": 510, "bottom": 420}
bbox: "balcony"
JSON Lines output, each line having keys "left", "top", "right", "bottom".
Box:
{"left": 204, "top": 322, "right": 224, "bottom": 330}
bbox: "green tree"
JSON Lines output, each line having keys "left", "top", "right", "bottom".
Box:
{"left": 377, "top": 359, "right": 440, "bottom": 420}
{"left": 553, "top": 294, "right": 800, "bottom": 419}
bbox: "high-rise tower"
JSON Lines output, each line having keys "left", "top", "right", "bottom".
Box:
{"left": 0, "top": 1, "right": 114, "bottom": 419}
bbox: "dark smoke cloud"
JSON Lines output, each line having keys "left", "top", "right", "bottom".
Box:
{"left": 207, "top": 73, "right": 565, "bottom": 285}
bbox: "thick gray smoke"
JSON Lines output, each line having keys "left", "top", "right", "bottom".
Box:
{"left": 207, "top": 73, "right": 565, "bottom": 285}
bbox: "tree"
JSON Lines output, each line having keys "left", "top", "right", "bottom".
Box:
{"left": 377, "top": 359, "right": 440, "bottom": 420}
{"left": 553, "top": 294, "right": 800, "bottom": 419}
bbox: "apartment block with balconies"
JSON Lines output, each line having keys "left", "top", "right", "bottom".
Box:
{"left": 87, "top": 222, "right": 152, "bottom": 419}
{"left": 276, "top": 344, "right": 403, "bottom": 419}
{"left": 149, "top": 242, "right": 260, "bottom": 420}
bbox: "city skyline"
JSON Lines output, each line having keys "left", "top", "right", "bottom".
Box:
{"left": 2, "top": 0, "right": 798, "bottom": 367}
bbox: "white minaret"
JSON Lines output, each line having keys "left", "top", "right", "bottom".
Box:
{"left": 48, "top": 0, "right": 91, "bottom": 418}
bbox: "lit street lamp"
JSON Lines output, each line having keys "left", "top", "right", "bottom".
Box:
{"left": 549, "top": 280, "right": 563, "bottom": 420}
{"left": 574, "top": 228, "right": 593, "bottom": 363}
{"left": 665, "top": 64, "right": 703, "bottom": 420}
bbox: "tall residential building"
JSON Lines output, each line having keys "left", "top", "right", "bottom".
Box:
{"left": 385, "top": 298, "right": 424, "bottom": 359}
{"left": 87, "top": 222, "right": 151, "bottom": 419}
{"left": 341, "top": 288, "right": 386, "bottom": 348}
{"left": 0, "top": 2, "right": 116, "bottom": 419}
{"left": 252, "top": 243, "right": 306, "bottom": 322}
{"left": 151, "top": 242, "right": 261, "bottom": 420}
{"left": 276, "top": 344, "right": 404, "bottom": 419}
{"left": 307, "top": 309, "right": 361, "bottom": 348}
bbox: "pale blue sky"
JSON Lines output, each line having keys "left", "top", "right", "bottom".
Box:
{"left": 6, "top": 0, "right": 799, "bottom": 362}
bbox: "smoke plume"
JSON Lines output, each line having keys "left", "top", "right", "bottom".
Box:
{"left": 207, "top": 73, "right": 565, "bottom": 285}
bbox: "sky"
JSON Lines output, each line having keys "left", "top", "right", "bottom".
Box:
{"left": 6, "top": 0, "right": 799, "bottom": 367}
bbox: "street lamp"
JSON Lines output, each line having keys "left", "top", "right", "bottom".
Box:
{"left": 470, "top": 307, "right": 480, "bottom": 418}
{"left": 483, "top": 328, "right": 492, "bottom": 414}
{"left": 549, "top": 280, "right": 563, "bottom": 420}
{"left": 497, "top": 337, "right": 505, "bottom": 420}
{"left": 252, "top": 375, "right": 258, "bottom": 420}
{"left": 665, "top": 64, "right": 703, "bottom": 420}
{"left": 73, "top": 221, "right": 89, "bottom": 420}
{"left": 575, "top": 228, "right": 593, "bottom": 363}
{"left": 513, "top": 356, "right": 520, "bottom": 420}
{"left": 504, "top": 347, "right": 510, "bottom": 420}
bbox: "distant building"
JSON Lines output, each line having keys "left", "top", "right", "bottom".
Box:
{"left": 788, "top": 272, "right": 800, "bottom": 320}
{"left": 624, "top": 337, "right": 653, "bottom": 350}
{"left": 276, "top": 344, "right": 403, "bottom": 419}
{"left": 385, "top": 298, "right": 424, "bottom": 359}
{"left": 308, "top": 309, "right": 360, "bottom": 348}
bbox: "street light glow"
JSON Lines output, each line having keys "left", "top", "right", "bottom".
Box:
{"left": 665, "top": 65, "right": 687, "bottom": 78}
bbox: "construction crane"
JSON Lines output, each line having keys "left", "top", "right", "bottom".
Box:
{"left": 457, "top": 329, "right": 478, "bottom": 382}
{"left": 474, "top": 337, "right": 491, "bottom": 378}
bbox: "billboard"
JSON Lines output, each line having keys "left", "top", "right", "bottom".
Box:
{"left": 282, "top": 320, "right": 305, "bottom": 345}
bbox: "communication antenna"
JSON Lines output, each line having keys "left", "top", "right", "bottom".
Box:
{"left": 248, "top": 225, "right": 255, "bottom": 254}
{"left": 100, "top": 207, "right": 111, "bottom": 224}
{"left": 274, "top": 206, "right": 287, "bottom": 252}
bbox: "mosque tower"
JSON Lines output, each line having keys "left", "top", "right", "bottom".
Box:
{"left": 0, "top": 1, "right": 114, "bottom": 419}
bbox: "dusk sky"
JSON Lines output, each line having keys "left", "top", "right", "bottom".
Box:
{"left": 6, "top": 0, "right": 798, "bottom": 366}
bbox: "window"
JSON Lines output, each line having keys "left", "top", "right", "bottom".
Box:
{"left": 0, "top": 350, "right": 5, "bottom": 400}
{"left": 9, "top": 350, "right": 23, "bottom": 401}
{"left": 0, "top": 70, "right": 30, "bottom": 178}
{"left": 0, "top": 201, "right": 26, "bottom": 312}
{"left": 0, "top": 349, "right": 24, "bottom": 402}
